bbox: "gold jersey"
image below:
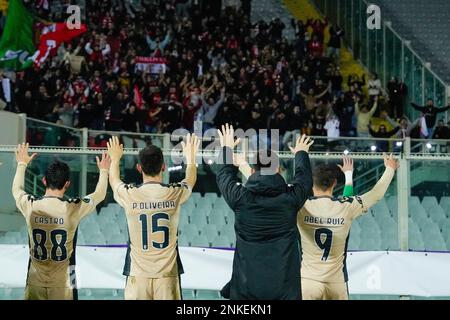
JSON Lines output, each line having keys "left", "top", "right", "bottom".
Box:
{"left": 112, "top": 181, "right": 191, "bottom": 278}
{"left": 12, "top": 164, "right": 108, "bottom": 288}
{"left": 298, "top": 196, "right": 364, "bottom": 283}
{"left": 298, "top": 167, "right": 395, "bottom": 283}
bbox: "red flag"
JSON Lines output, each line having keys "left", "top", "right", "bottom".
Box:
{"left": 31, "top": 22, "right": 87, "bottom": 68}
{"left": 133, "top": 84, "right": 144, "bottom": 110}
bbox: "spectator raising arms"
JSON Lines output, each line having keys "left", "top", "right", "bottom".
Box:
{"left": 411, "top": 99, "right": 450, "bottom": 138}
{"left": 355, "top": 96, "right": 378, "bottom": 138}
{"left": 7, "top": 1, "right": 444, "bottom": 151}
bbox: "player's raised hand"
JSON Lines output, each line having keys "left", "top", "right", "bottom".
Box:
{"left": 383, "top": 153, "right": 400, "bottom": 170}
{"left": 289, "top": 134, "right": 314, "bottom": 154}
{"left": 15, "top": 143, "right": 37, "bottom": 165}
{"left": 217, "top": 123, "right": 241, "bottom": 149}
{"left": 181, "top": 133, "right": 201, "bottom": 165}
{"left": 107, "top": 136, "right": 124, "bottom": 162}
{"left": 338, "top": 156, "right": 353, "bottom": 173}
{"left": 96, "top": 152, "right": 111, "bottom": 171}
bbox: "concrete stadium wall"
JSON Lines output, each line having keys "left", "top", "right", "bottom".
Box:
{"left": 0, "top": 112, "right": 26, "bottom": 216}
{"left": 0, "top": 111, "right": 26, "bottom": 146}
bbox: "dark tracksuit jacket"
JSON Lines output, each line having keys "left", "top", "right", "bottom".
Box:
{"left": 216, "top": 147, "right": 313, "bottom": 300}
{"left": 411, "top": 103, "right": 450, "bottom": 129}
{"left": 369, "top": 126, "right": 400, "bottom": 152}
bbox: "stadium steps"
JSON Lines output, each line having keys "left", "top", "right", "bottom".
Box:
{"left": 283, "top": 0, "right": 369, "bottom": 93}
{"left": 373, "top": 0, "right": 450, "bottom": 83}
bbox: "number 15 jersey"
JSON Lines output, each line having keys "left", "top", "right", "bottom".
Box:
{"left": 113, "top": 182, "right": 191, "bottom": 279}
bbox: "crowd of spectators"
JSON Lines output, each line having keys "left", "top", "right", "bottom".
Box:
{"left": 1, "top": 0, "right": 449, "bottom": 149}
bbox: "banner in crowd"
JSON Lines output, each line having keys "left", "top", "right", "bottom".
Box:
{"left": 32, "top": 22, "right": 87, "bottom": 68}
{"left": 1, "top": 245, "right": 450, "bottom": 297}
{"left": 0, "top": 0, "right": 36, "bottom": 70}
{"left": 0, "top": 0, "right": 87, "bottom": 70}
{"left": 135, "top": 56, "right": 167, "bottom": 74}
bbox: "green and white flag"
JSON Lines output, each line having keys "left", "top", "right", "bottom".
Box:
{"left": 0, "top": 0, "right": 36, "bottom": 70}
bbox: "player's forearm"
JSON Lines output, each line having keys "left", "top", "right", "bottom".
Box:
{"left": 343, "top": 185, "right": 354, "bottom": 197}
{"left": 184, "top": 164, "right": 197, "bottom": 190}
{"left": 361, "top": 167, "right": 395, "bottom": 209}
{"left": 343, "top": 170, "right": 353, "bottom": 197}
{"left": 12, "top": 163, "right": 27, "bottom": 199}
{"left": 109, "top": 160, "right": 122, "bottom": 191}
{"left": 90, "top": 169, "right": 109, "bottom": 204}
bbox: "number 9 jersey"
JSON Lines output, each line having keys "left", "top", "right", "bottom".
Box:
{"left": 297, "top": 196, "right": 367, "bottom": 284}
{"left": 113, "top": 181, "right": 191, "bottom": 279}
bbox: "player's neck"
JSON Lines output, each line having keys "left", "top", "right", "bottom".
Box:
{"left": 313, "top": 187, "right": 333, "bottom": 198}
{"left": 142, "top": 174, "right": 163, "bottom": 184}
{"left": 45, "top": 189, "right": 65, "bottom": 198}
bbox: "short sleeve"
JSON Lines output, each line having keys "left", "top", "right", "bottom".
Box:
{"left": 113, "top": 183, "right": 133, "bottom": 207}
{"left": 348, "top": 196, "right": 369, "bottom": 219}
{"left": 178, "top": 181, "right": 192, "bottom": 205}
{"left": 15, "top": 193, "right": 34, "bottom": 219}
{"left": 75, "top": 196, "right": 98, "bottom": 220}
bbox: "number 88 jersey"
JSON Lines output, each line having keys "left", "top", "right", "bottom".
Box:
{"left": 18, "top": 195, "right": 98, "bottom": 288}
{"left": 113, "top": 182, "right": 191, "bottom": 279}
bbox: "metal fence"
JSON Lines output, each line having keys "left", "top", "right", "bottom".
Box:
{"left": 1, "top": 143, "right": 450, "bottom": 253}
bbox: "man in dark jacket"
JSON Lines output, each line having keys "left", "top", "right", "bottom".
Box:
{"left": 216, "top": 124, "right": 314, "bottom": 300}
{"left": 387, "top": 77, "right": 407, "bottom": 118}
{"left": 368, "top": 122, "right": 400, "bottom": 152}
{"left": 411, "top": 99, "right": 450, "bottom": 136}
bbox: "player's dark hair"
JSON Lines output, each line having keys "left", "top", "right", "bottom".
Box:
{"left": 313, "top": 164, "right": 338, "bottom": 191}
{"left": 45, "top": 161, "right": 70, "bottom": 190}
{"left": 138, "top": 145, "right": 164, "bottom": 177}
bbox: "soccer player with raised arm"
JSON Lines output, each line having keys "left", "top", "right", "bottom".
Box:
{"left": 12, "top": 143, "right": 110, "bottom": 300}
{"left": 298, "top": 154, "right": 399, "bottom": 300}
{"left": 107, "top": 135, "right": 200, "bottom": 300}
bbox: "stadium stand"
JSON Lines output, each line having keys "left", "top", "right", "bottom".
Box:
{"left": 0, "top": 0, "right": 449, "bottom": 301}
{"left": 373, "top": 0, "right": 450, "bottom": 83}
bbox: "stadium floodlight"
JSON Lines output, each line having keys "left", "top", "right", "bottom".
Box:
{"left": 168, "top": 165, "right": 183, "bottom": 172}
{"left": 370, "top": 145, "right": 377, "bottom": 152}
{"left": 426, "top": 143, "right": 432, "bottom": 149}
{"left": 396, "top": 141, "right": 403, "bottom": 147}
{"left": 343, "top": 150, "right": 349, "bottom": 155}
